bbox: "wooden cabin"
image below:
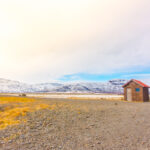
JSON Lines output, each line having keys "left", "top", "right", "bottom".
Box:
{"left": 122, "top": 79, "right": 150, "bottom": 102}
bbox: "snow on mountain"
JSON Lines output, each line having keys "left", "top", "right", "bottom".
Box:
{"left": 0, "top": 78, "right": 32, "bottom": 93}
{"left": 32, "top": 83, "right": 63, "bottom": 92}
{"left": 51, "top": 79, "right": 127, "bottom": 93}
{"left": 0, "top": 78, "right": 127, "bottom": 93}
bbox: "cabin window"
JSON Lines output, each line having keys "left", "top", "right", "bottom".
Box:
{"left": 135, "top": 88, "right": 140, "bottom": 92}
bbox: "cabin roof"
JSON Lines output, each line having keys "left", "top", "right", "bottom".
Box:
{"left": 122, "top": 79, "right": 150, "bottom": 88}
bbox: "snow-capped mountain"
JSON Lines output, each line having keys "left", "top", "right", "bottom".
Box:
{"left": 0, "top": 78, "right": 127, "bottom": 93}
{"left": 51, "top": 79, "right": 127, "bottom": 93}
{"left": 0, "top": 78, "right": 32, "bottom": 93}
{"left": 32, "top": 83, "right": 63, "bottom": 92}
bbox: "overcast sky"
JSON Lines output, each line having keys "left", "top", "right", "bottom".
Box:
{"left": 0, "top": 0, "right": 150, "bottom": 83}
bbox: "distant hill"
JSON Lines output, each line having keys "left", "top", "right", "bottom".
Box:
{"left": 0, "top": 78, "right": 127, "bottom": 94}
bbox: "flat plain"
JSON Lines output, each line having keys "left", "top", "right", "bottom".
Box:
{"left": 0, "top": 96, "right": 150, "bottom": 150}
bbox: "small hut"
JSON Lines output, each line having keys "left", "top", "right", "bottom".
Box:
{"left": 122, "top": 79, "right": 150, "bottom": 102}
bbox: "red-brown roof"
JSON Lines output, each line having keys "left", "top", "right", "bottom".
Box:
{"left": 122, "top": 79, "right": 150, "bottom": 88}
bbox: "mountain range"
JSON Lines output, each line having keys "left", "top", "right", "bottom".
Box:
{"left": 0, "top": 78, "right": 127, "bottom": 94}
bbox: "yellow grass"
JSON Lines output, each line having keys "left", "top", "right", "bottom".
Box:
{"left": 0, "top": 97, "right": 50, "bottom": 130}
{"left": 0, "top": 97, "right": 35, "bottom": 104}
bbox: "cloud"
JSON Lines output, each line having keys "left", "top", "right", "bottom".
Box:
{"left": 0, "top": 0, "right": 150, "bottom": 83}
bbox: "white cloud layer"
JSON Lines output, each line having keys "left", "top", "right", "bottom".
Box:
{"left": 0, "top": 0, "right": 150, "bottom": 83}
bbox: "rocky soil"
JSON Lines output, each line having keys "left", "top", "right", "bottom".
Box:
{"left": 1, "top": 98, "right": 150, "bottom": 150}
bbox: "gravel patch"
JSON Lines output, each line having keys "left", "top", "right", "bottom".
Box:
{"left": 0, "top": 98, "right": 150, "bottom": 150}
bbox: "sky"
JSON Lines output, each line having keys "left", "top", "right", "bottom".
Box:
{"left": 0, "top": 0, "right": 150, "bottom": 83}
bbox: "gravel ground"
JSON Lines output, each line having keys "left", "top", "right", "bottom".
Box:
{"left": 1, "top": 98, "right": 150, "bottom": 150}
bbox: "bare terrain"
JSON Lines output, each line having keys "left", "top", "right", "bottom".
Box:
{"left": 0, "top": 93, "right": 123, "bottom": 99}
{"left": 0, "top": 96, "right": 150, "bottom": 150}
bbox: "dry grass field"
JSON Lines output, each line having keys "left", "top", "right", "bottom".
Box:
{"left": 0, "top": 96, "right": 150, "bottom": 150}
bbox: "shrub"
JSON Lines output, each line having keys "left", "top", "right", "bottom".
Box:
{"left": 19, "top": 93, "right": 27, "bottom": 97}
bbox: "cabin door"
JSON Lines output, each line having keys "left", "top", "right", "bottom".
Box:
{"left": 127, "top": 88, "right": 132, "bottom": 101}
